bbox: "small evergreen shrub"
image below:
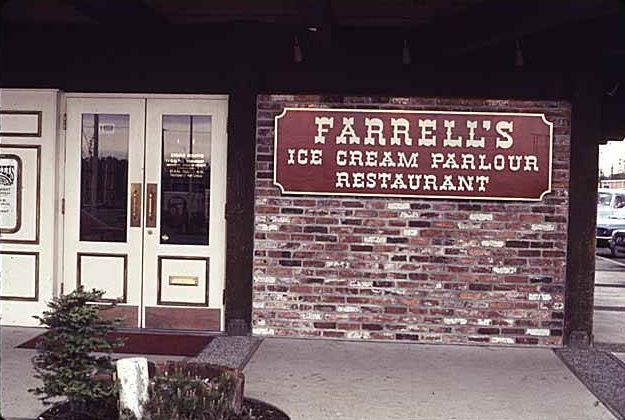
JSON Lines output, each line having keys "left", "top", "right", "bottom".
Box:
{"left": 30, "top": 287, "right": 122, "bottom": 419}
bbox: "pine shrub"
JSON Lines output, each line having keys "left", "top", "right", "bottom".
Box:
{"left": 30, "top": 287, "right": 122, "bottom": 419}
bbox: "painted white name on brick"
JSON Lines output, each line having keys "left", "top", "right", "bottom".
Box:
{"left": 481, "top": 240, "right": 505, "bottom": 247}
{"left": 493, "top": 266, "right": 517, "bottom": 274}
{"left": 268, "top": 216, "right": 291, "bottom": 223}
{"left": 301, "top": 312, "right": 323, "bottom": 320}
{"left": 531, "top": 223, "right": 556, "bottom": 231}
{"left": 346, "top": 331, "right": 371, "bottom": 340}
{"left": 336, "top": 306, "right": 361, "bottom": 313}
{"left": 443, "top": 318, "right": 468, "bottom": 325}
{"left": 528, "top": 293, "right": 552, "bottom": 301}
{"left": 256, "top": 223, "right": 279, "bottom": 232}
{"left": 526, "top": 328, "right": 550, "bottom": 336}
{"left": 388, "top": 202, "right": 411, "bottom": 210}
{"left": 458, "top": 222, "right": 481, "bottom": 230}
{"left": 364, "top": 235, "right": 386, "bottom": 244}
{"left": 253, "top": 327, "right": 276, "bottom": 335}
{"left": 254, "top": 273, "right": 277, "bottom": 284}
{"left": 490, "top": 337, "right": 515, "bottom": 344}
{"left": 469, "top": 213, "right": 493, "bottom": 221}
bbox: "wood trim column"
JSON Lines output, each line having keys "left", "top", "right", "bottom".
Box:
{"left": 224, "top": 25, "right": 257, "bottom": 335}
{"left": 564, "top": 72, "right": 602, "bottom": 347}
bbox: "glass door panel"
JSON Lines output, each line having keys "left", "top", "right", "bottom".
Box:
{"left": 160, "top": 115, "right": 212, "bottom": 245}
{"left": 80, "top": 114, "right": 129, "bottom": 242}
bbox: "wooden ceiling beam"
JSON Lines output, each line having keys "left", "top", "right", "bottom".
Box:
{"left": 64, "top": 0, "right": 167, "bottom": 25}
{"left": 409, "top": 0, "right": 623, "bottom": 57}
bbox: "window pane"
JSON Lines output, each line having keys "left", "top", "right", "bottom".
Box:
{"left": 80, "top": 114, "right": 129, "bottom": 242}
{"left": 161, "top": 115, "right": 211, "bottom": 245}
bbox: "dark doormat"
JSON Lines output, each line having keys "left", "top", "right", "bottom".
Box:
{"left": 555, "top": 348, "right": 625, "bottom": 420}
{"left": 17, "top": 331, "right": 215, "bottom": 357}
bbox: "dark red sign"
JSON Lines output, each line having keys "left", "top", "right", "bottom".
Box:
{"left": 274, "top": 108, "right": 553, "bottom": 201}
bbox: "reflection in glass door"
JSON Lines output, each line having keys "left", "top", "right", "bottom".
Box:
{"left": 80, "top": 114, "right": 129, "bottom": 243}
{"left": 160, "top": 115, "right": 212, "bottom": 245}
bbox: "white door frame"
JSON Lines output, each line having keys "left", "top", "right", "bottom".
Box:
{"left": 62, "top": 93, "right": 228, "bottom": 330}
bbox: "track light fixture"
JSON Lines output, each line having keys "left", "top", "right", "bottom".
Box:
{"left": 294, "top": 35, "right": 303, "bottom": 63}
{"left": 515, "top": 40, "right": 524, "bottom": 67}
{"left": 402, "top": 39, "right": 411, "bottom": 65}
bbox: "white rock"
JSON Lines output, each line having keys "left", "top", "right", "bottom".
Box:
{"left": 117, "top": 357, "right": 149, "bottom": 419}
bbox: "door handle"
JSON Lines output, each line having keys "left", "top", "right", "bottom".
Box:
{"left": 130, "top": 183, "right": 142, "bottom": 227}
{"left": 146, "top": 183, "right": 157, "bottom": 228}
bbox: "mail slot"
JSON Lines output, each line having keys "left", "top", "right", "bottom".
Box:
{"left": 168, "top": 275, "right": 199, "bottom": 286}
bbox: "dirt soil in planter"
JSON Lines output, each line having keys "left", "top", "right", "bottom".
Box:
{"left": 37, "top": 398, "right": 290, "bottom": 420}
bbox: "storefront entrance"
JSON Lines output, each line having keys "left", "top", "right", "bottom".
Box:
{"left": 63, "top": 95, "right": 228, "bottom": 330}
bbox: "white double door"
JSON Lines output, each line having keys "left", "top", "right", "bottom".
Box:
{"left": 63, "top": 96, "right": 227, "bottom": 330}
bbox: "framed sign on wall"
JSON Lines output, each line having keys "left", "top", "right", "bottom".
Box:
{"left": 274, "top": 108, "right": 553, "bottom": 201}
{"left": 0, "top": 145, "right": 41, "bottom": 244}
{"left": 0, "top": 154, "right": 22, "bottom": 234}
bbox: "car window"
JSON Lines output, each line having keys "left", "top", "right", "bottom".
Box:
{"left": 609, "top": 208, "right": 625, "bottom": 219}
{"left": 598, "top": 192, "right": 613, "bottom": 206}
{"left": 615, "top": 195, "right": 625, "bottom": 208}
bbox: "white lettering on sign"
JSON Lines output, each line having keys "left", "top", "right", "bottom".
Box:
{"left": 314, "top": 117, "right": 333, "bottom": 144}
{"left": 336, "top": 117, "right": 360, "bottom": 145}
{"left": 365, "top": 118, "right": 385, "bottom": 145}
{"left": 418, "top": 119, "right": 437, "bottom": 146}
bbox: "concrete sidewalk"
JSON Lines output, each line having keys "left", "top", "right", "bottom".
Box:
{"left": 1, "top": 327, "right": 617, "bottom": 420}
{"left": 244, "top": 338, "right": 616, "bottom": 420}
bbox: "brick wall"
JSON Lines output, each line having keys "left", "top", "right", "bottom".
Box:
{"left": 253, "top": 95, "right": 571, "bottom": 346}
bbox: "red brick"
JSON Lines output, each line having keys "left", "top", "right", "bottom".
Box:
{"left": 253, "top": 96, "right": 569, "bottom": 348}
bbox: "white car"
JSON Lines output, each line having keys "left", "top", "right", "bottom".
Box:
{"left": 597, "top": 209, "right": 625, "bottom": 256}
{"left": 597, "top": 188, "right": 625, "bottom": 219}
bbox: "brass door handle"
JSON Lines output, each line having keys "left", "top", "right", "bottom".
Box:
{"left": 130, "top": 183, "right": 142, "bottom": 227}
{"left": 146, "top": 183, "right": 157, "bottom": 228}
